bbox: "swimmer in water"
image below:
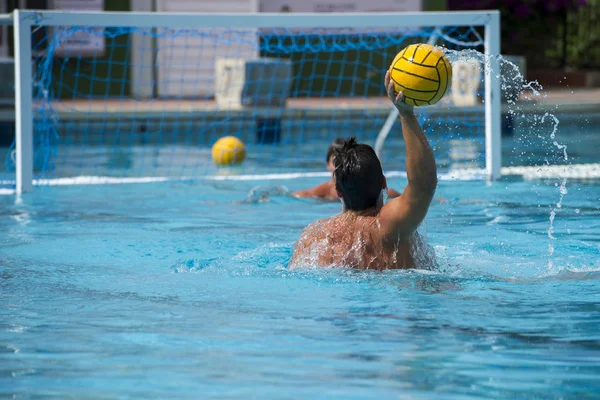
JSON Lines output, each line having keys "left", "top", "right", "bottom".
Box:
{"left": 294, "top": 138, "right": 402, "bottom": 200}
{"left": 290, "top": 71, "right": 437, "bottom": 270}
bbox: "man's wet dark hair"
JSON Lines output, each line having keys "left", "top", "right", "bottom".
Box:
{"left": 326, "top": 138, "right": 346, "bottom": 163}
{"left": 332, "top": 137, "right": 384, "bottom": 211}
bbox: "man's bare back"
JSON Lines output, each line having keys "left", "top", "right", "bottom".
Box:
{"left": 290, "top": 71, "right": 438, "bottom": 270}
{"left": 291, "top": 212, "right": 417, "bottom": 270}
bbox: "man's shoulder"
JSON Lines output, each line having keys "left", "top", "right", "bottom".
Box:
{"left": 302, "top": 215, "right": 337, "bottom": 235}
{"left": 293, "top": 216, "right": 335, "bottom": 264}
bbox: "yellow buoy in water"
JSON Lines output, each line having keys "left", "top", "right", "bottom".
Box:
{"left": 211, "top": 136, "right": 246, "bottom": 166}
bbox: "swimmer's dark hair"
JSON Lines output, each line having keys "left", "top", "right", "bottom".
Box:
{"left": 333, "top": 137, "right": 384, "bottom": 211}
{"left": 326, "top": 138, "right": 346, "bottom": 163}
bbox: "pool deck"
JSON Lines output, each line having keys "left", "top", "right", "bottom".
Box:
{"left": 529, "top": 88, "right": 600, "bottom": 113}
{"left": 0, "top": 88, "right": 599, "bottom": 121}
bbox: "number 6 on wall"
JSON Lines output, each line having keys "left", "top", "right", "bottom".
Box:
{"left": 451, "top": 59, "right": 482, "bottom": 107}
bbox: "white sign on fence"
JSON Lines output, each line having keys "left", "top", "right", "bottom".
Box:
{"left": 451, "top": 58, "right": 482, "bottom": 107}
{"left": 52, "top": 0, "right": 105, "bottom": 57}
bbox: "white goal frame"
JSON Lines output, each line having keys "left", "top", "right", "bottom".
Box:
{"left": 9, "top": 9, "right": 501, "bottom": 193}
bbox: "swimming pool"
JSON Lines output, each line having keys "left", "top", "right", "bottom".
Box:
{"left": 1, "top": 148, "right": 599, "bottom": 398}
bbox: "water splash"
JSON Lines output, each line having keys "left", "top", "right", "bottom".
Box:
{"left": 236, "top": 185, "right": 294, "bottom": 204}
{"left": 444, "top": 48, "right": 571, "bottom": 272}
{"left": 542, "top": 113, "right": 569, "bottom": 270}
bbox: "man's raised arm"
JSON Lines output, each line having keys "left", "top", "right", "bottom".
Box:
{"left": 379, "top": 70, "right": 438, "bottom": 237}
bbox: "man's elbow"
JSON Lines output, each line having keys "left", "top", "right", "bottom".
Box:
{"left": 425, "top": 175, "right": 438, "bottom": 197}
{"left": 429, "top": 174, "right": 438, "bottom": 194}
{"left": 409, "top": 174, "right": 437, "bottom": 198}
{"left": 423, "top": 167, "right": 438, "bottom": 195}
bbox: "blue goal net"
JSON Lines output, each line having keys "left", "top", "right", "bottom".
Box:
{"left": 1, "top": 18, "right": 489, "bottom": 186}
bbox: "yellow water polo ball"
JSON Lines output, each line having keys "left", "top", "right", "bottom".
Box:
{"left": 389, "top": 43, "right": 452, "bottom": 106}
{"left": 211, "top": 136, "right": 246, "bottom": 166}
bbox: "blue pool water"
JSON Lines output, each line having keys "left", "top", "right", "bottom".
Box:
{"left": 1, "top": 168, "right": 599, "bottom": 397}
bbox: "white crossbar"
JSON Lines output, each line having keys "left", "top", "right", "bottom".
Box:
{"left": 17, "top": 10, "right": 498, "bottom": 28}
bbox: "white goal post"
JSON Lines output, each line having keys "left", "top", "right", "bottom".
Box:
{"left": 9, "top": 9, "right": 501, "bottom": 193}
